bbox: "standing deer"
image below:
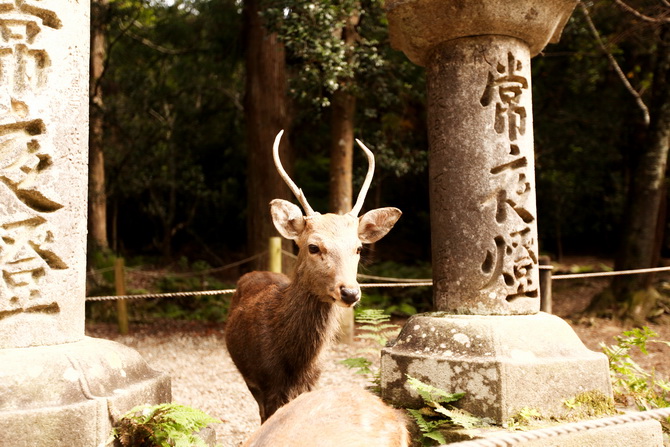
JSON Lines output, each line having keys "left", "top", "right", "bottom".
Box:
{"left": 225, "top": 130, "right": 401, "bottom": 422}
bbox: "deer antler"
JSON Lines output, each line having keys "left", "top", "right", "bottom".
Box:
{"left": 349, "top": 139, "right": 375, "bottom": 217}
{"left": 273, "top": 130, "right": 316, "bottom": 216}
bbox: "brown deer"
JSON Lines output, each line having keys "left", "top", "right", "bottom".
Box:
{"left": 242, "top": 386, "right": 410, "bottom": 447}
{"left": 225, "top": 130, "right": 401, "bottom": 422}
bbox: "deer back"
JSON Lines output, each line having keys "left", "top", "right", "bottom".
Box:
{"left": 242, "top": 386, "right": 410, "bottom": 447}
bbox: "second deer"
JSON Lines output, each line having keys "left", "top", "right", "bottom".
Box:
{"left": 225, "top": 130, "right": 401, "bottom": 422}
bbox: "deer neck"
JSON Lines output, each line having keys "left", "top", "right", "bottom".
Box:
{"left": 280, "top": 278, "right": 340, "bottom": 361}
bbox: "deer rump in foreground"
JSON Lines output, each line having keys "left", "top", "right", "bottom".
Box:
{"left": 225, "top": 130, "right": 401, "bottom": 422}
{"left": 242, "top": 386, "right": 410, "bottom": 447}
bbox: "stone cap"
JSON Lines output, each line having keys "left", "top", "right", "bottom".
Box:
{"left": 386, "top": 0, "right": 578, "bottom": 66}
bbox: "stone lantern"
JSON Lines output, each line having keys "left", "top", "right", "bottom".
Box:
{"left": 0, "top": 3, "right": 170, "bottom": 445}
{"left": 380, "top": 0, "right": 614, "bottom": 424}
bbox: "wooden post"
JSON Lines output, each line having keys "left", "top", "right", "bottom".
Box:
{"left": 269, "top": 237, "right": 282, "bottom": 273}
{"left": 115, "top": 257, "right": 129, "bottom": 334}
{"left": 539, "top": 256, "right": 553, "bottom": 314}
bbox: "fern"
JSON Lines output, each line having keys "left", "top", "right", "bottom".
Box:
{"left": 340, "top": 309, "right": 400, "bottom": 391}
{"left": 406, "top": 375, "right": 465, "bottom": 405}
{"left": 406, "top": 375, "right": 484, "bottom": 445}
{"left": 407, "top": 409, "right": 447, "bottom": 446}
{"left": 601, "top": 326, "right": 670, "bottom": 411}
{"left": 110, "top": 403, "right": 221, "bottom": 447}
{"left": 355, "top": 308, "right": 399, "bottom": 347}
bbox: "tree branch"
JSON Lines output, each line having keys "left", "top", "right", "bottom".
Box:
{"left": 612, "top": 0, "right": 670, "bottom": 23}
{"left": 579, "top": 1, "right": 651, "bottom": 126}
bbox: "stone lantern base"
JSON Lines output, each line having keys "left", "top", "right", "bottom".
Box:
{"left": 0, "top": 337, "right": 171, "bottom": 447}
{"left": 381, "top": 312, "right": 612, "bottom": 424}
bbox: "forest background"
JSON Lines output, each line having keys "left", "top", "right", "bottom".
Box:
{"left": 86, "top": 0, "right": 670, "bottom": 320}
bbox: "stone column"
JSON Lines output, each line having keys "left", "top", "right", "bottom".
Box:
{"left": 0, "top": 2, "right": 170, "bottom": 446}
{"left": 380, "top": 0, "right": 617, "bottom": 425}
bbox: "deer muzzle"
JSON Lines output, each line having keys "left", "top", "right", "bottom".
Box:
{"left": 340, "top": 286, "right": 361, "bottom": 306}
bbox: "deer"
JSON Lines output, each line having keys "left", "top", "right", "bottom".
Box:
{"left": 225, "top": 130, "right": 402, "bottom": 422}
{"left": 241, "top": 385, "right": 410, "bottom": 447}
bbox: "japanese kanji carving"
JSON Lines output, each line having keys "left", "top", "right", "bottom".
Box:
{"left": 0, "top": 1, "right": 65, "bottom": 319}
{"left": 480, "top": 50, "right": 538, "bottom": 302}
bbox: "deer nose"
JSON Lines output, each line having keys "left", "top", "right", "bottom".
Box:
{"left": 340, "top": 287, "right": 361, "bottom": 305}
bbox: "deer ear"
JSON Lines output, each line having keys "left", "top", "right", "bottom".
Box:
{"left": 358, "top": 207, "right": 402, "bottom": 244}
{"left": 270, "top": 199, "right": 306, "bottom": 240}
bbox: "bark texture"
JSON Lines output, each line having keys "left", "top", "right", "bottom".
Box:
{"left": 89, "top": 0, "right": 109, "bottom": 252}
{"left": 244, "top": 0, "right": 292, "bottom": 269}
{"left": 613, "top": 24, "right": 670, "bottom": 312}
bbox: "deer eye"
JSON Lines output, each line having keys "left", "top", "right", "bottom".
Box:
{"left": 308, "top": 244, "right": 320, "bottom": 254}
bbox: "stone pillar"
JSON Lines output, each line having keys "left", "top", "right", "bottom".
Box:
{"left": 0, "top": 2, "right": 170, "bottom": 446}
{"left": 381, "top": 0, "right": 616, "bottom": 425}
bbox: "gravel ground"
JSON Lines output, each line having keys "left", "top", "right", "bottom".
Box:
{"left": 86, "top": 321, "right": 377, "bottom": 447}
{"left": 86, "top": 286, "right": 670, "bottom": 447}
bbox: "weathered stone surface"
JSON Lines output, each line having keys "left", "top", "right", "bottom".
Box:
{"left": 0, "top": 0, "right": 90, "bottom": 349}
{"left": 428, "top": 36, "right": 539, "bottom": 315}
{"left": 0, "top": 4, "right": 172, "bottom": 446}
{"left": 385, "top": 0, "right": 578, "bottom": 66}
{"left": 381, "top": 313, "right": 612, "bottom": 424}
{"left": 0, "top": 337, "right": 171, "bottom": 447}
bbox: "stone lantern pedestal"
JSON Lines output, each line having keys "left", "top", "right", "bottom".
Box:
{"left": 380, "top": 0, "right": 622, "bottom": 429}
{"left": 0, "top": 3, "right": 170, "bottom": 446}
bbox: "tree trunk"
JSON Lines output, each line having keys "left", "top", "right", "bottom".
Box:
{"left": 89, "top": 0, "right": 109, "bottom": 253}
{"left": 329, "top": 11, "right": 360, "bottom": 216}
{"left": 329, "top": 90, "right": 356, "bottom": 214}
{"left": 611, "top": 23, "right": 670, "bottom": 317}
{"left": 329, "top": 13, "right": 360, "bottom": 344}
{"left": 244, "top": 0, "right": 292, "bottom": 270}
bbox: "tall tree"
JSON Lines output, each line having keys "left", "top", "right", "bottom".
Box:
{"left": 89, "top": 0, "right": 110, "bottom": 253}
{"left": 244, "top": 0, "right": 292, "bottom": 269}
{"left": 329, "top": 12, "right": 359, "bottom": 214}
{"left": 613, "top": 19, "right": 670, "bottom": 318}
{"left": 574, "top": 1, "right": 670, "bottom": 320}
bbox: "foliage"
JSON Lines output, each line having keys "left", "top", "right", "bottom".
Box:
{"left": 406, "top": 375, "right": 484, "bottom": 446}
{"left": 601, "top": 326, "right": 670, "bottom": 411}
{"left": 506, "top": 407, "right": 543, "bottom": 430}
{"left": 563, "top": 390, "right": 617, "bottom": 419}
{"left": 109, "top": 403, "right": 221, "bottom": 447}
{"left": 360, "top": 261, "right": 432, "bottom": 315}
{"left": 86, "top": 0, "right": 670, "bottom": 293}
{"left": 340, "top": 308, "right": 400, "bottom": 391}
{"left": 102, "top": 0, "right": 246, "bottom": 258}
{"left": 355, "top": 308, "right": 399, "bottom": 347}
{"left": 261, "top": 0, "right": 428, "bottom": 190}
{"left": 86, "top": 257, "right": 233, "bottom": 323}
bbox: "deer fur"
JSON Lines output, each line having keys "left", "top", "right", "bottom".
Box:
{"left": 242, "top": 386, "right": 410, "bottom": 447}
{"left": 225, "top": 130, "right": 401, "bottom": 422}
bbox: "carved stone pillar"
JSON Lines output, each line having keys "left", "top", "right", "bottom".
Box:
{"left": 0, "top": 3, "right": 170, "bottom": 445}
{"left": 380, "top": 0, "right": 619, "bottom": 426}
{"left": 428, "top": 35, "right": 539, "bottom": 315}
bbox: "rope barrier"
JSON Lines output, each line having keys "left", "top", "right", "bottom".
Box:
{"left": 551, "top": 265, "right": 670, "bottom": 280}
{"left": 86, "top": 288, "right": 236, "bottom": 302}
{"left": 358, "top": 273, "right": 432, "bottom": 283}
{"left": 360, "top": 282, "right": 433, "bottom": 288}
{"left": 445, "top": 407, "right": 670, "bottom": 447}
{"left": 85, "top": 261, "right": 670, "bottom": 302}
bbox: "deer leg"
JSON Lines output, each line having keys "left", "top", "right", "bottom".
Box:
{"left": 246, "top": 382, "right": 268, "bottom": 422}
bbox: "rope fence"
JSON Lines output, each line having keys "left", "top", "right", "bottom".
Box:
{"left": 86, "top": 259, "right": 670, "bottom": 302}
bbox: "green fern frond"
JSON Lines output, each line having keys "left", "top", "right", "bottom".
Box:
{"left": 112, "top": 403, "right": 221, "bottom": 447}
